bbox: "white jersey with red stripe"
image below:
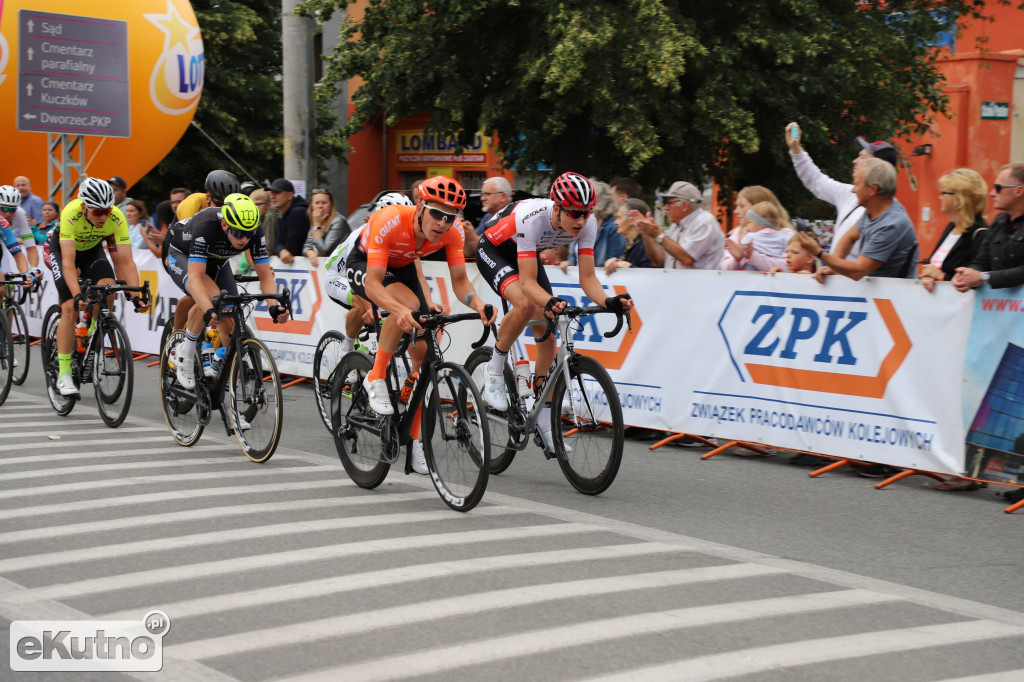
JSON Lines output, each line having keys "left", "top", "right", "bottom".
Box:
{"left": 483, "top": 198, "right": 597, "bottom": 258}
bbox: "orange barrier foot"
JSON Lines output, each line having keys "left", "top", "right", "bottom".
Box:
{"left": 30, "top": 339, "right": 41, "bottom": 346}
{"left": 809, "top": 458, "right": 849, "bottom": 477}
{"left": 874, "top": 468, "right": 946, "bottom": 490}
{"left": 281, "top": 376, "right": 309, "bottom": 389}
{"left": 147, "top": 360, "right": 160, "bottom": 367}
{"left": 133, "top": 353, "right": 153, "bottom": 362}
{"left": 1004, "top": 497, "right": 1024, "bottom": 514}
{"left": 650, "top": 432, "right": 718, "bottom": 451}
{"left": 700, "top": 441, "right": 743, "bottom": 460}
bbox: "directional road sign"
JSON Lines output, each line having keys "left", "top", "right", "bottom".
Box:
{"left": 17, "top": 10, "right": 130, "bottom": 138}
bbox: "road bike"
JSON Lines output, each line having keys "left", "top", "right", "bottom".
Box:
{"left": 465, "top": 303, "right": 629, "bottom": 495}
{"left": 330, "top": 307, "right": 492, "bottom": 512}
{"left": 41, "top": 280, "right": 151, "bottom": 427}
{"left": 159, "top": 286, "right": 291, "bottom": 463}
{"left": 1, "top": 272, "right": 32, "bottom": 386}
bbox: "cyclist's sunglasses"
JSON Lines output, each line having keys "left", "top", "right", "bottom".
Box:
{"left": 0, "top": 206, "right": 16, "bottom": 213}
{"left": 426, "top": 207, "right": 458, "bottom": 224}
{"left": 227, "top": 227, "right": 252, "bottom": 240}
{"left": 89, "top": 207, "right": 112, "bottom": 218}
{"left": 561, "top": 206, "right": 591, "bottom": 221}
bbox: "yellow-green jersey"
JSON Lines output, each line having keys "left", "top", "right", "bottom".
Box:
{"left": 58, "top": 199, "right": 131, "bottom": 251}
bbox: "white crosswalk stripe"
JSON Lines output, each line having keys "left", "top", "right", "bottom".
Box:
{"left": 2, "top": 387, "right": 1024, "bottom": 681}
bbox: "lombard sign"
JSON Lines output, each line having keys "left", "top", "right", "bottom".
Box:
{"left": 0, "top": 0, "right": 203, "bottom": 192}
{"left": 395, "top": 130, "right": 490, "bottom": 165}
{"left": 717, "top": 291, "right": 911, "bottom": 399}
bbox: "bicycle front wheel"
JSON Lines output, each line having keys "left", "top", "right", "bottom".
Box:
{"left": 422, "top": 362, "right": 489, "bottom": 512}
{"left": 331, "top": 352, "right": 389, "bottom": 488}
{"left": 41, "top": 309, "right": 77, "bottom": 416}
{"left": 93, "top": 317, "right": 133, "bottom": 428}
{"left": 159, "top": 330, "right": 205, "bottom": 446}
{"left": 313, "top": 330, "right": 346, "bottom": 432}
{"left": 549, "top": 355, "right": 623, "bottom": 495}
{"left": 6, "top": 300, "right": 30, "bottom": 385}
{"left": 0, "top": 313, "right": 13, "bottom": 405}
{"left": 464, "top": 346, "right": 519, "bottom": 475}
{"left": 228, "top": 338, "right": 283, "bottom": 463}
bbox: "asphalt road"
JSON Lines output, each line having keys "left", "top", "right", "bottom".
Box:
{"left": 1, "top": 353, "right": 1023, "bottom": 681}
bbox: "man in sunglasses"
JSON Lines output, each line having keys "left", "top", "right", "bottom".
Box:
{"left": 347, "top": 176, "right": 495, "bottom": 421}
{"left": 48, "top": 178, "right": 150, "bottom": 397}
{"left": 474, "top": 171, "right": 633, "bottom": 451}
{"left": 163, "top": 193, "right": 289, "bottom": 402}
{"left": 954, "top": 163, "right": 1024, "bottom": 291}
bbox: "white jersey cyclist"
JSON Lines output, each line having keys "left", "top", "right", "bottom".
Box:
{"left": 324, "top": 225, "right": 365, "bottom": 309}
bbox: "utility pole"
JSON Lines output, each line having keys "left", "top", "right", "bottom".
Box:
{"left": 282, "top": 0, "right": 315, "bottom": 192}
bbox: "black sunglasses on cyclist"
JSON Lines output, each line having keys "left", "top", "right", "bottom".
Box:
{"left": 227, "top": 228, "right": 252, "bottom": 240}
{"left": 426, "top": 207, "right": 458, "bottom": 224}
{"left": 561, "top": 207, "right": 590, "bottom": 221}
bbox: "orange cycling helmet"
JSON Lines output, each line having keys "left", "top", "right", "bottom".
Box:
{"left": 417, "top": 175, "right": 466, "bottom": 212}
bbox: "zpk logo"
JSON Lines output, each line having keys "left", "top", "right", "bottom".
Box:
{"left": 522, "top": 282, "right": 640, "bottom": 371}
{"left": 253, "top": 270, "right": 320, "bottom": 335}
{"left": 717, "top": 292, "right": 911, "bottom": 399}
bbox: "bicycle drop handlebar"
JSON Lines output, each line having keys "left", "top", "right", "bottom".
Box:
{"left": 399, "top": 304, "right": 495, "bottom": 354}
{"left": 534, "top": 305, "right": 632, "bottom": 344}
{"left": 83, "top": 279, "right": 152, "bottom": 310}
{"left": 2, "top": 272, "right": 33, "bottom": 305}
{"left": 210, "top": 287, "right": 292, "bottom": 318}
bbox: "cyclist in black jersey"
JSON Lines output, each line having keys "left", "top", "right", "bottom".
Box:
{"left": 162, "top": 193, "right": 289, "bottom": 390}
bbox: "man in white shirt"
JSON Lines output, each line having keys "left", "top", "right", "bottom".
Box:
{"left": 785, "top": 123, "right": 898, "bottom": 260}
{"left": 635, "top": 181, "right": 723, "bottom": 269}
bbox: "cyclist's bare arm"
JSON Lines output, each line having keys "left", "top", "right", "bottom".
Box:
{"left": 414, "top": 259, "right": 441, "bottom": 312}
{"left": 448, "top": 263, "right": 495, "bottom": 323}
{"left": 578, "top": 254, "right": 633, "bottom": 311}
{"left": 252, "top": 260, "right": 288, "bottom": 321}
{"left": 111, "top": 244, "right": 150, "bottom": 312}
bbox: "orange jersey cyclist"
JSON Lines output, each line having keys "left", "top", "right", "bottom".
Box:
{"left": 474, "top": 172, "right": 634, "bottom": 450}
{"left": 47, "top": 178, "right": 151, "bottom": 397}
{"left": 346, "top": 175, "right": 495, "bottom": 423}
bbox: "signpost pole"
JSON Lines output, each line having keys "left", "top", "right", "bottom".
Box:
{"left": 47, "top": 134, "right": 85, "bottom": 206}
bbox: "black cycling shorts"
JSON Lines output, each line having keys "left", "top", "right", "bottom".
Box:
{"left": 345, "top": 248, "right": 428, "bottom": 312}
{"left": 162, "top": 240, "right": 238, "bottom": 299}
{"left": 48, "top": 233, "right": 115, "bottom": 303}
{"left": 475, "top": 235, "right": 551, "bottom": 299}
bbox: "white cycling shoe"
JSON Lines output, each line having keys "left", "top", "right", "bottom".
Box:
{"left": 222, "top": 392, "right": 251, "bottom": 431}
{"left": 411, "top": 440, "right": 429, "bottom": 475}
{"left": 175, "top": 352, "right": 196, "bottom": 389}
{"left": 481, "top": 371, "right": 508, "bottom": 411}
{"left": 363, "top": 376, "right": 394, "bottom": 415}
{"left": 56, "top": 374, "right": 79, "bottom": 397}
{"left": 540, "top": 427, "right": 572, "bottom": 454}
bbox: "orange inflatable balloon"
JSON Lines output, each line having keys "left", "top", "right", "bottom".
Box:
{"left": 0, "top": 0, "right": 203, "bottom": 202}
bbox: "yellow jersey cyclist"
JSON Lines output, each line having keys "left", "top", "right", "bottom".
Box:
{"left": 475, "top": 171, "right": 634, "bottom": 450}
{"left": 46, "top": 178, "right": 151, "bottom": 397}
{"left": 163, "top": 193, "right": 289, "bottom": 398}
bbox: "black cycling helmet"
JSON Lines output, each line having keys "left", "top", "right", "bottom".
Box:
{"left": 205, "top": 170, "right": 240, "bottom": 203}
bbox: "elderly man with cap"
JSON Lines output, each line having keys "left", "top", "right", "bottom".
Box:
{"left": 269, "top": 178, "right": 310, "bottom": 264}
{"left": 633, "top": 180, "right": 724, "bottom": 269}
{"left": 108, "top": 176, "right": 132, "bottom": 211}
{"left": 785, "top": 123, "right": 899, "bottom": 260}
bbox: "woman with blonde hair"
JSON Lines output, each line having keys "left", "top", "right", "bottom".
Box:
{"left": 920, "top": 168, "right": 988, "bottom": 292}
{"left": 721, "top": 185, "right": 791, "bottom": 269}
{"left": 304, "top": 188, "right": 350, "bottom": 267}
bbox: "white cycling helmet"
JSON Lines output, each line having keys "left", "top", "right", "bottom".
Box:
{"left": 0, "top": 185, "right": 22, "bottom": 208}
{"left": 78, "top": 177, "right": 115, "bottom": 209}
{"left": 373, "top": 191, "right": 413, "bottom": 212}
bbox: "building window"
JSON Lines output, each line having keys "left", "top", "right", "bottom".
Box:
{"left": 458, "top": 172, "right": 486, "bottom": 190}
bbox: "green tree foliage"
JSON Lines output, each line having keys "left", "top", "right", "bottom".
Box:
{"left": 132, "top": 0, "right": 283, "bottom": 203}
{"left": 299, "top": 0, "right": 995, "bottom": 212}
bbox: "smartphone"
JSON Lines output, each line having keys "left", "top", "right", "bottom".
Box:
{"left": 790, "top": 124, "right": 800, "bottom": 140}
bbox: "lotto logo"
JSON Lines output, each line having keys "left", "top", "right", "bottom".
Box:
{"left": 717, "top": 292, "right": 911, "bottom": 398}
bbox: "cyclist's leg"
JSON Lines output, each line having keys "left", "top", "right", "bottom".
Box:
{"left": 212, "top": 264, "right": 237, "bottom": 345}
{"left": 162, "top": 241, "right": 194, "bottom": 330}
{"left": 82, "top": 249, "right": 117, "bottom": 314}
{"left": 179, "top": 271, "right": 220, "bottom": 363}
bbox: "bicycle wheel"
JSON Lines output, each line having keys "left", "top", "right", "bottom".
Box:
{"left": 93, "top": 317, "right": 133, "bottom": 428}
{"left": 422, "top": 362, "right": 489, "bottom": 512}
{"left": 0, "top": 313, "right": 13, "bottom": 406}
{"left": 42, "top": 310, "right": 77, "bottom": 416}
{"left": 159, "top": 330, "right": 205, "bottom": 446}
{"left": 228, "top": 338, "right": 282, "bottom": 463}
{"left": 464, "top": 346, "right": 519, "bottom": 475}
{"left": 39, "top": 304, "right": 60, "bottom": 368}
{"left": 5, "top": 300, "right": 30, "bottom": 385}
{"left": 548, "top": 355, "right": 623, "bottom": 495}
{"left": 331, "top": 351, "right": 390, "bottom": 488}
{"left": 313, "top": 330, "right": 347, "bottom": 432}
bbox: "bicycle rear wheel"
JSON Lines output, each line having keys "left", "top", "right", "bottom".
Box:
{"left": 549, "top": 355, "right": 623, "bottom": 495}
{"left": 331, "top": 352, "right": 389, "bottom": 488}
{"left": 464, "top": 346, "right": 519, "bottom": 475}
{"left": 0, "top": 313, "right": 13, "bottom": 405}
{"left": 313, "top": 330, "right": 346, "bottom": 432}
{"left": 93, "top": 317, "right": 133, "bottom": 428}
{"left": 5, "top": 300, "right": 30, "bottom": 385}
{"left": 39, "top": 304, "right": 60, "bottom": 367}
{"left": 228, "top": 338, "right": 283, "bottom": 463}
{"left": 42, "top": 309, "right": 77, "bottom": 416}
{"left": 422, "top": 362, "right": 489, "bottom": 512}
{"left": 159, "top": 330, "right": 205, "bottom": 446}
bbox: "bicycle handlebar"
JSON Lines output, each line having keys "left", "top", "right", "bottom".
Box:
{"left": 403, "top": 304, "right": 494, "bottom": 352}
{"left": 85, "top": 280, "right": 152, "bottom": 308}
{"left": 2, "top": 272, "right": 33, "bottom": 305}
{"left": 534, "top": 304, "right": 632, "bottom": 344}
{"left": 233, "top": 274, "right": 261, "bottom": 283}
{"left": 210, "top": 287, "right": 292, "bottom": 316}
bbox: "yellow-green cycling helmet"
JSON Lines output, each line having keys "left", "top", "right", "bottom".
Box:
{"left": 220, "top": 193, "right": 260, "bottom": 231}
